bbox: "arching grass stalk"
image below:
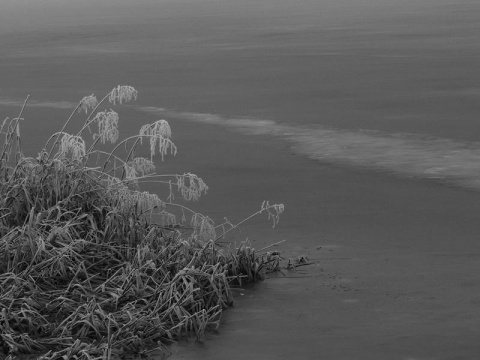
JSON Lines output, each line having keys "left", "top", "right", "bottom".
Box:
{"left": 215, "top": 201, "right": 285, "bottom": 242}
{"left": 0, "top": 95, "right": 29, "bottom": 165}
{"left": 45, "top": 96, "right": 90, "bottom": 158}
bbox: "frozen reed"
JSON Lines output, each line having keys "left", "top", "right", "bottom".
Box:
{"left": 0, "top": 86, "right": 285, "bottom": 359}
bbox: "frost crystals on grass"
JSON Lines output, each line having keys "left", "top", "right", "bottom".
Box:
{"left": 108, "top": 85, "right": 138, "bottom": 105}
{"left": 56, "top": 133, "right": 86, "bottom": 161}
{"left": 192, "top": 213, "right": 216, "bottom": 241}
{"left": 177, "top": 173, "right": 208, "bottom": 201}
{"left": 261, "top": 200, "right": 285, "bottom": 227}
{"left": 92, "top": 110, "right": 119, "bottom": 144}
{"left": 140, "top": 120, "right": 177, "bottom": 160}
{"left": 78, "top": 94, "right": 98, "bottom": 114}
{"left": 0, "top": 86, "right": 286, "bottom": 360}
{"left": 129, "top": 157, "right": 156, "bottom": 176}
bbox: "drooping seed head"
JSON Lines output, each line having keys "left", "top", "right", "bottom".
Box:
{"left": 108, "top": 85, "right": 138, "bottom": 105}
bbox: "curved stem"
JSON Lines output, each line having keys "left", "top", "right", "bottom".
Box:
{"left": 101, "top": 135, "right": 140, "bottom": 173}
{"left": 121, "top": 137, "right": 142, "bottom": 178}
{"left": 163, "top": 202, "right": 199, "bottom": 217}
{"left": 101, "top": 134, "right": 172, "bottom": 173}
{"left": 126, "top": 136, "right": 142, "bottom": 163}
{"left": 46, "top": 102, "right": 82, "bottom": 158}
{"left": 0, "top": 96, "right": 29, "bottom": 163}
{"left": 214, "top": 208, "right": 264, "bottom": 242}
{"left": 75, "top": 92, "right": 112, "bottom": 138}
{"left": 47, "top": 90, "right": 112, "bottom": 159}
{"left": 14, "top": 95, "right": 29, "bottom": 159}
{"left": 0, "top": 118, "right": 18, "bottom": 163}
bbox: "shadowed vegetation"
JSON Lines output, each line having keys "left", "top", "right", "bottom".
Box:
{"left": 0, "top": 87, "right": 285, "bottom": 359}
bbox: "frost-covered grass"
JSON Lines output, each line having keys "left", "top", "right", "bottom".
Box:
{"left": 0, "top": 86, "right": 284, "bottom": 359}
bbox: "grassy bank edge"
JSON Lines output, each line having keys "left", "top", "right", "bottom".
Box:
{"left": 0, "top": 87, "right": 286, "bottom": 359}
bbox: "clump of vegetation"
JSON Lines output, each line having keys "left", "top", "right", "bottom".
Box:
{"left": 0, "top": 86, "right": 284, "bottom": 359}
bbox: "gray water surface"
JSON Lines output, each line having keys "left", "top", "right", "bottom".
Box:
{"left": 1, "top": 0, "right": 480, "bottom": 185}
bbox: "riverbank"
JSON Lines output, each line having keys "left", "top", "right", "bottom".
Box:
{"left": 0, "top": 93, "right": 285, "bottom": 359}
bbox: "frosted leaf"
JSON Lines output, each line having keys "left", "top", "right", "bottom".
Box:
{"left": 78, "top": 94, "right": 98, "bottom": 114}
{"left": 109, "top": 85, "right": 138, "bottom": 105}
{"left": 191, "top": 213, "right": 216, "bottom": 242}
{"left": 167, "top": 180, "right": 174, "bottom": 202}
{"left": 135, "top": 191, "right": 165, "bottom": 213}
{"left": 139, "top": 120, "right": 177, "bottom": 160}
{"left": 13, "top": 117, "right": 23, "bottom": 137}
{"left": 106, "top": 175, "right": 123, "bottom": 187}
{"left": 92, "top": 110, "right": 119, "bottom": 144}
{"left": 176, "top": 173, "right": 208, "bottom": 201}
{"left": 108, "top": 179, "right": 166, "bottom": 215}
{"left": 124, "top": 163, "right": 137, "bottom": 180}
{"left": 160, "top": 211, "right": 177, "bottom": 226}
{"left": 52, "top": 158, "right": 67, "bottom": 172}
{"left": 128, "top": 157, "right": 156, "bottom": 176}
{"left": 261, "top": 201, "right": 285, "bottom": 228}
{"left": 0, "top": 117, "right": 9, "bottom": 134}
{"left": 139, "top": 119, "right": 172, "bottom": 139}
{"left": 56, "top": 133, "right": 86, "bottom": 161}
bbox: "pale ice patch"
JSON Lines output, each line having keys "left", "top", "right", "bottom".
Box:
{"left": 138, "top": 105, "right": 480, "bottom": 190}
{"left": 139, "top": 106, "right": 277, "bottom": 134}
{"left": 0, "top": 98, "right": 25, "bottom": 107}
{"left": 0, "top": 97, "right": 76, "bottom": 109}
{"left": 287, "top": 127, "right": 480, "bottom": 188}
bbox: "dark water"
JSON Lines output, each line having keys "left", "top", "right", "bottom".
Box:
{"left": 1, "top": 0, "right": 480, "bottom": 187}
